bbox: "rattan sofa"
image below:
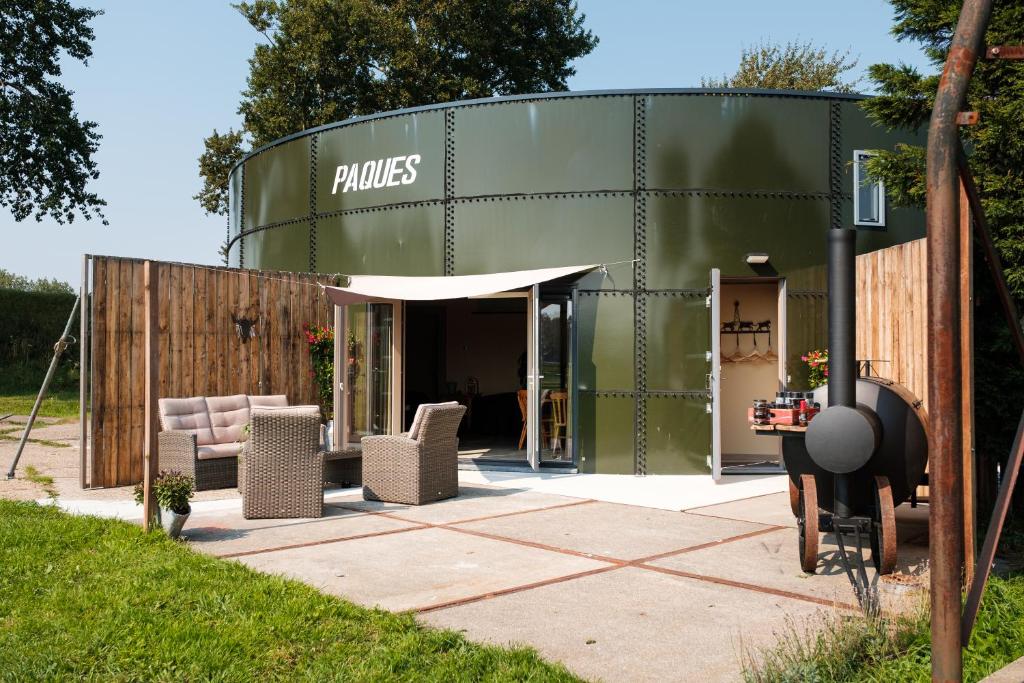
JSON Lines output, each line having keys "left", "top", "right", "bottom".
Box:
{"left": 362, "top": 402, "right": 466, "bottom": 505}
{"left": 157, "top": 394, "right": 288, "bottom": 490}
{"left": 241, "top": 405, "right": 323, "bottom": 519}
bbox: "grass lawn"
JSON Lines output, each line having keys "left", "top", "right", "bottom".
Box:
{"left": 0, "top": 389, "right": 79, "bottom": 419}
{"left": 745, "top": 574, "right": 1024, "bottom": 682}
{"left": 0, "top": 500, "right": 580, "bottom": 681}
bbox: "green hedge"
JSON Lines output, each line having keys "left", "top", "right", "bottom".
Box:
{"left": 0, "top": 289, "right": 78, "bottom": 392}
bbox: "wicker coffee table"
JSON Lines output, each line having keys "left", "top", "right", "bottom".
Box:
{"left": 322, "top": 447, "right": 362, "bottom": 487}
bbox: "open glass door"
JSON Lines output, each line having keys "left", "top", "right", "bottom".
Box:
{"left": 537, "top": 290, "right": 574, "bottom": 465}
{"left": 336, "top": 301, "right": 403, "bottom": 450}
{"left": 709, "top": 268, "right": 722, "bottom": 480}
{"left": 526, "top": 286, "right": 540, "bottom": 469}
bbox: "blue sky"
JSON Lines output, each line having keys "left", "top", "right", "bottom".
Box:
{"left": 2, "top": 0, "right": 933, "bottom": 285}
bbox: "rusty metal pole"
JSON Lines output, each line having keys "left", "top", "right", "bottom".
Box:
{"left": 926, "top": 1, "right": 992, "bottom": 680}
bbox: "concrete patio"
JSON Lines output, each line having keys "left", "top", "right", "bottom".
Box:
{"left": 180, "top": 482, "right": 928, "bottom": 682}
{"left": 0, "top": 418, "right": 931, "bottom": 681}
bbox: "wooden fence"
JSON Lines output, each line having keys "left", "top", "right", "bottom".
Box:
{"left": 84, "top": 256, "right": 335, "bottom": 488}
{"left": 855, "top": 237, "right": 929, "bottom": 409}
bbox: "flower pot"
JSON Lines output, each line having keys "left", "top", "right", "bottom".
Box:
{"left": 160, "top": 506, "right": 191, "bottom": 539}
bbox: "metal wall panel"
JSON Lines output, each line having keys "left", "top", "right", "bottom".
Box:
{"left": 645, "top": 397, "right": 711, "bottom": 474}
{"left": 229, "top": 170, "right": 242, "bottom": 239}
{"left": 646, "top": 194, "right": 829, "bottom": 289}
{"left": 452, "top": 195, "right": 633, "bottom": 275}
{"left": 242, "top": 223, "right": 311, "bottom": 273}
{"left": 243, "top": 138, "right": 311, "bottom": 228}
{"left": 316, "top": 206, "right": 445, "bottom": 276}
{"left": 228, "top": 242, "right": 241, "bottom": 268}
{"left": 644, "top": 95, "right": 830, "bottom": 193}
{"left": 646, "top": 293, "right": 710, "bottom": 391}
{"left": 576, "top": 394, "right": 635, "bottom": 474}
{"left": 454, "top": 97, "right": 634, "bottom": 196}
{"left": 577, "top": 293, "right": 635, "bottom": 391}
{"left": 315, "top": 112, "right": 445, "bottom": 212}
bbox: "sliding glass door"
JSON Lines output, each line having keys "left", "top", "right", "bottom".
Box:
{"left": 336, "top": 301, "right": 403, "bottom": 449}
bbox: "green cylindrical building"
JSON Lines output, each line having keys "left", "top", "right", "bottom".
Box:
{"left": 227, "top": 89, "right": 924, "bottom": 477}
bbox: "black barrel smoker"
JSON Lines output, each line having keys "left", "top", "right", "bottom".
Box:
{"left": 779, "top": 228, "right": 929, "bottom": 581}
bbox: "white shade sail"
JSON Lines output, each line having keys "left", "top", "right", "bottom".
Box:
{"left": 322, "top": 264, "right": 599, "bottom": 305}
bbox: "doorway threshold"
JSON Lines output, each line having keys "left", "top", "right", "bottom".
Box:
{"left": 459, "top": 459, "right": 578, "bottom": 474}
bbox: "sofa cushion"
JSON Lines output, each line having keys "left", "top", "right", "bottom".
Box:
{"left": 206, "top": 394, "right": 250, "bottom": 444}
{"left": 158, "top": 396, "right": 215, "bottom": 446}
{"left": 408, "top": 401, "right": 459, "bottom": 441}
{"left": 248, "top": 394, "right": 288, "bottom": 408}
{"left": 197, "top": 442, "right": 243, "bottom": 460}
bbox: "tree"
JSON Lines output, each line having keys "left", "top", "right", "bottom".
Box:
{"left": 0, "top": 0, "right": 106, "bottom": 224}
{"left": 702, "top": 40, "right": 860, "bottom": 92}
{"left": 197, "top": 0, "right": 598, "bottom": 216}
{"left": 0, "top": 269, "right": 74, "bottom": 295}
{"left": 861, "top": 0, "right": 1024, "bottom": 514}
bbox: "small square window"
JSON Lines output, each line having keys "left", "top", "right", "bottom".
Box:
{"left": 853, "top": 150, "right": 885, "bottom": 227}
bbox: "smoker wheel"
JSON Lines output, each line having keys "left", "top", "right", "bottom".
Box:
{"left": 798, "top": 474, "right": 820, "bottom": 574}
{"left": 870, "top": 475, "right": 898, "bottom": 575}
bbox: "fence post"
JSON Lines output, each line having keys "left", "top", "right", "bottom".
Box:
{"left": 142, "top": 261, "right": 160, "bottom": 531}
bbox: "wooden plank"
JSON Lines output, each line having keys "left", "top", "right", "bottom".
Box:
{"left": 205, "top": 266, "right": 219, "bottom": 396}
{"left": 192, "top": 266, "right": 208, "bottom": 395}
{"left": 168, "top": 265, "right": 183, "bottom": 399}
{"left": 115, "top": 259, "right": 134, "bottom": 485}
{"left": 129, "top": 261, "right": 145, "bottom": 483}
{"left": 181, "top": 265, "right": 195, "bottom": 397}
{"left": 103, "top": 258, "right": 120, "bottom": 488}
{"left": 217, "top": 268, "right": 229, "bottom": 395}
{"left": 158, "top": 262, "right": 171, "bottom": 413}
{"left": 80, "top": 255, "right": 90, "bottom": 488}
{"left": 90, "top": 257, "right": 107, "bottom": 487}
{"left": 248, "top": 269, "right": 259, "bottom": 394}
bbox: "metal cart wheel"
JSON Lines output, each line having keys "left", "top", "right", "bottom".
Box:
{"left": 870, "top": 475, "right": 898, "bottom": 575}
{"left": 797, "top": 473, "right": 820, "bottom": 574}
{"left": 789, "top": 478, "right": 800, "bottom": 517}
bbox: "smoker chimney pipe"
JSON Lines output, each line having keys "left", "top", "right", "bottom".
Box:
{"left": 828, "top": 229, "right": 857, "bottom": 408}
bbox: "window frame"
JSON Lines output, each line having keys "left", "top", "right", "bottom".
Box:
{"left": 853, "top": 149, "right": 886, "bottom": 228}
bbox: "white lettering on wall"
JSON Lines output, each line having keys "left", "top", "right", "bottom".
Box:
{"left": 330, "top": 154, "right": 423, "bottom": 194}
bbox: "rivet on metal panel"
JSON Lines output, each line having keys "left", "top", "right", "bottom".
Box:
{"left": 239, "top": 165, "right": 246, "bottom": 268}
{"left": 444, "top": 109, "right": 456, "bottom": 275}
{"left": 829, "top": 101, "right": 843, "bottom": 231}
{"left": 309, "top": 134, "right": 318, "bottom": 272}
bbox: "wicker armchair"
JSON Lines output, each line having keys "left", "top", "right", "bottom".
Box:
{"left": 241, "top": 406, "right": 324, "bottom": 519}
{"left": 362, "top": 402, "right": 466, "bottom": 505}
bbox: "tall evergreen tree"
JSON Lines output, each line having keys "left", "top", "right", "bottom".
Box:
{"left": 196, "top": 0, "right": 598, "bottom": 216}
{"left": 862, "top": 0, "right": 1024, "bottom": 512}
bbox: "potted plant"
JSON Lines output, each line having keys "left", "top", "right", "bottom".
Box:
{"left": 801, "top": 348, "right": 829, "bottom": 389}
{"left": 134, "top": 470, "right": 195, "bottom": 539}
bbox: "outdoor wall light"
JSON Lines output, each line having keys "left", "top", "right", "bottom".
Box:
{"left": 744, "top": 252, "right": 770, "bottom": 265}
